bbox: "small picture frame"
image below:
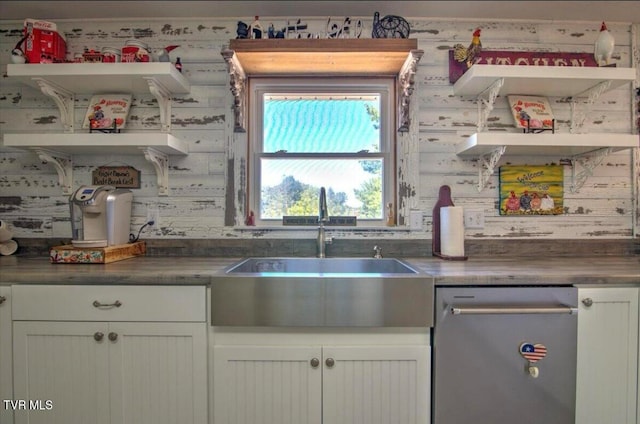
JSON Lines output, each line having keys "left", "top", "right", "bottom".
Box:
{"left": 508, "top": 95, "right": 555, "bottom": 133}
{"left": 83, "top": 94, "right": 132, "bottom": 131}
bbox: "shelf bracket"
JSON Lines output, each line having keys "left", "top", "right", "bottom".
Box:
{"left": 33, "top": 78, "right": 75, "bottom": 133}
{"left": 221, "top": 49, "right": 247, "bottom": 133}
{"left": 32, "top": 148, "right": 73, "bottom": 195}
{"left": 477, "top": 145, "right": 506, "bottom": 192}
{"left": 476, "top": 78, "right": 504, "bottom": 132}
{"left": 141, "top": 147, "right": 170, "bottom": 196}
{"left": 397, "top": 49, "right": 424, "bottom": 132}
{"left": 569, "top": 80, "right": 611, "bottom": 133}
{"left": 569, "top": 147, "right": 615, "bottom": 193}
{"left": 144, "top": 77, "right": 172, "bottom": 132}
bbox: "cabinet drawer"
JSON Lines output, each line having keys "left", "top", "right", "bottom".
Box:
{"left": 11, "top": 285, "right": 206, "bottom": 322}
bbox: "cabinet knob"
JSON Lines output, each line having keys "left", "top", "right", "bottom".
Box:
{"left": 325, "top": 358, "right": 335, "bottom": 368}
{"left": 108, "top": 332, "right": 118, "bottom": 342}
{"left": 310, "top": 358, "right": 320, "bottom": 368}
{"left": 94, "top": 332, "right": 104, "bottom": 342}
{"left": 582, "top": 297, "right": 593, "bottom": 307}
{"left": 0, "top": 295, "right": 6, "bottom": 305}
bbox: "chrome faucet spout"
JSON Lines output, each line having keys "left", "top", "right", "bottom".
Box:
{"left": 319, "top": 187, "right": 329, "bottom": 224}
{"left": 317, "top": 187, "right": 332, "bottom": 258}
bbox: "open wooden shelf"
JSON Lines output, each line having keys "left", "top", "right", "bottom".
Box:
{"left": 6, "top": 63, "right": 190, "bottom": 94}
{"left": 456, "top": 133, "right": 638, "bottom": 156}
{"left": 450, "top": 64, "right": 637, "bottom": 192}
{"left": 5, "top": 63, "right": 192, "bottom": 196}
{"left": 4, "top": 133, "right": 188, "bottom": 156}
{"left": 452, "top": 64, "right": 635, "bottom": 97}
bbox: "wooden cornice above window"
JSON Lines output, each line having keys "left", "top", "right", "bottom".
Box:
{"left": 226, "top": 38, "right": 421, "bottom": 76}
{"left": 221, "top": 38, "right": 424, "bottom": 132}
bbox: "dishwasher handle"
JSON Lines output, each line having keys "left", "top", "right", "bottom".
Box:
{"left": 450, "top": 305, "right": 578, "bottom": 315}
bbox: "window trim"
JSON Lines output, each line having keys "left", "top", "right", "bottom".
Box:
{"left": 248, "top": 77, "right": 396, "bottom": 227}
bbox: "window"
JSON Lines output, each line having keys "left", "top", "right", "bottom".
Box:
{"left": 249, "top": 78, "right": 395, "bottom": 226}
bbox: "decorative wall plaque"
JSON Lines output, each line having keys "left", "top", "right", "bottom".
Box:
{"left": 92, "top": 166, "right": 141, "bottom": 189}
{"left": 449, "top": 50, "right": 598, "bottom": 84}
{"left": 499, "top": 165, "right": 564, "bottom": 215}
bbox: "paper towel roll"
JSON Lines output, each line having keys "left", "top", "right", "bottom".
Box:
{"left": 440, "top": 206, "right": 465, "bottom": 257}
{"left": 0, "top": 220, "right": 12, "bottom": 243}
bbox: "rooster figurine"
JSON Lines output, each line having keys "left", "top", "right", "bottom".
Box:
{"left": 594, "top": 22, "right": 615, "bottom": 67}
{"left": 453, "top": 28, "right": 482, "bottom": 68}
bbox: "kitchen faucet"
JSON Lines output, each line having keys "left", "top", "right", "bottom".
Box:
{"left": 317, "top": 187, "right": 332, "bottom": 258}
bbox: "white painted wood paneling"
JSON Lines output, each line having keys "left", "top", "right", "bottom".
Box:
{"left": 576, "top": 287, "right": 639, "bottom": 424}
{"left": 12, "top": 321, "right": 111, "bottom": 424}
{"left": 322, "top": 345, "right": 430, "bottom": 424}
{"left": 0, "top": 17, "right": 637, "bottom": 240}
{"left": 213, "top": 345, "right": 322, "bottom": 424}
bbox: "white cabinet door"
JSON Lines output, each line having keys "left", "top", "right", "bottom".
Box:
{"left": 213, "top": 346, "right": 322, "bottom": 424}
{"left": 109, "top": 322, "right": 208, "bottom": 424}
{"left": 213, "top": 344, "right": 431, "bottom": 424}
{"left": 12, "top": 321, "right": 111, "bottom": 424}
{"left": 13, "top": 321, "right": 208, "bottom": 424}
{"left": 576, "top": 287, "right": 639, "bottom": 424}
{"left": 0, "top": 287, "right": 13, "bottom": 424}
{"left": 322, "top": 345, "right": 430, "bottom": 424}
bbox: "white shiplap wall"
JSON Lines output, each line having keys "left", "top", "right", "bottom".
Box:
{"left": 0, "top": 17, "right": 638, "bottom": 240}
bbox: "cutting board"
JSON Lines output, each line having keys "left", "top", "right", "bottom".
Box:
{"left": 50, "top": 241, "right": 146, "bottom": 264}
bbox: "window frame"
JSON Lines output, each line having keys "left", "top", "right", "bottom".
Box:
{"left": 248, "top": 77, "right": 396, "bottom": 226}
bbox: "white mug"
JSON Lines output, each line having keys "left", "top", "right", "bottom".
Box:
{"left": 0, "top": 240, "right": 18, "bottom": 256}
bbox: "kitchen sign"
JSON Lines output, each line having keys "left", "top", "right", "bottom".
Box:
{"left": 92, "top": 166, "right": 141, "bottom": 189}
{"left": 449, "top": 50, "right": 599, "bottom": 83}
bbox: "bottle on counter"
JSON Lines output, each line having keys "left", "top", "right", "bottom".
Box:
{"left": 175, "top": 57, "right": 182, "bottom": 73}
{"left": 386, "top": 202, "right": 395, "bottom": 226}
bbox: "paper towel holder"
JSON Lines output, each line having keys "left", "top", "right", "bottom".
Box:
{"left": 432, "top": 185, "right": 468, "bottom": 261}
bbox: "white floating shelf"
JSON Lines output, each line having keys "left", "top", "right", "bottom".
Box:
{"left": 6, "top": 63, "right": 190, "bottom": 94}
{"left": 4, "top": 133, "right": 188, "bottom": 196}
{"left": 456, "top": 132, "right": 638, "bottom": 192}
{"left": 4, "top": 133, "right": 188, "bottom": 155}
{"left": 453, "top": 65, "right": 636, "bottom": 97}
{"left": 456, "top": 132, "right": 638, "bottom": 156}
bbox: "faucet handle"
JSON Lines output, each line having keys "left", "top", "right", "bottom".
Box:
{"left": 373, "top": 246, "right": 383, "bottom": 259}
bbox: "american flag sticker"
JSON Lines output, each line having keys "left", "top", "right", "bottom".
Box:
{"left": 519, "top": 343, "right": 547, "bottom": 363}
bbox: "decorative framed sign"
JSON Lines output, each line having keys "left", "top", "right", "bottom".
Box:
{"left": 508, "top": 95, "right": 555, "bottom": 132}
{"left": 499, "top": 165, "right": 564, "bottom": 215}
{"left": 449, "top": 50, "right": 598, "bottom": 84}
{"left": 83, "top": 94, "right": 132, "bottom": 131}
{"left": 92, "top": 166, "right": 141, "bottom": 189}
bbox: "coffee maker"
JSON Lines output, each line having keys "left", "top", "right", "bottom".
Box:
{"left": 69, "top": 185, "right": 133, "bottom": 248}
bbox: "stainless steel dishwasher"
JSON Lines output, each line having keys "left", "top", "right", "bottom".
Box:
{"left": 433, "top": 286, "right": 578, "bottom": 424}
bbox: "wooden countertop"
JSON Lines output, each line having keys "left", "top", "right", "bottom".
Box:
{"left": 1, "top": 255, "right": 638, "bottom": 287}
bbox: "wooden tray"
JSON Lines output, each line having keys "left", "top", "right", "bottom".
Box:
{"left": 50, "top": 241, "right": 146, "bottom": 264}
